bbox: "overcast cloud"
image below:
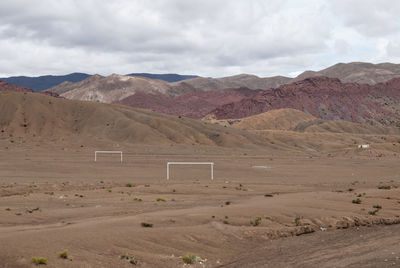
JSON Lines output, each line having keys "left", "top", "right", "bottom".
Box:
{"left": 0, "top": 0, "right": 399, "bottom": 78}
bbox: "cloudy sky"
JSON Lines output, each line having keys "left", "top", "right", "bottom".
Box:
{"left": 0, "top": 0, "right": 399, "bottom": 78}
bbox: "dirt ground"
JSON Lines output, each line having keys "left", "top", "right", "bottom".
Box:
{"left": 0, "top": 144, "right": 399, "bottom": 267}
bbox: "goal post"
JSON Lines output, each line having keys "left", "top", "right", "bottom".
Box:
{"left": 94, "top": 151, "right": 123, "bottom": 162}
{"left": 166, "top": 162, "right": 214, "bottom": 180}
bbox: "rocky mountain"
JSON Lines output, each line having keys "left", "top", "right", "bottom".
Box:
{"left": 206, "top": 76, "right": 400, "bottom": 126}
{"left": 116, "top": 87, "right": 260, "bottom": 119}
{"left": 54, "top": 74, "right": 177, "bottom": 103}
{"left": 126, "top": 73, "right": 198, "bottom": 82}
{"left": 296, "top": 62, "right": 400, "bottom": 85}
{"left": 170, "top": 74, "right": 293, "bottom": 91}
{"left": 46, "top": 62, "right": 400, "bottom": 102}
{"left": 0, "top": 73, "right": 90, "bottom": 91}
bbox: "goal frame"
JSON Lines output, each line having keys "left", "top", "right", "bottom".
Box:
{"left": 94, "top": 151, "right": 123, "bottom": 162}
{"left": 166, "top": 162, "right": 214, "bottom": 180}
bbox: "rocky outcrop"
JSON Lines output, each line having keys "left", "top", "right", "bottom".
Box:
{"left": 207, "top": 76, "right": 400, "bottom": 126}
{"left": 117, "top": 87, "right": 260, "bottom": 119}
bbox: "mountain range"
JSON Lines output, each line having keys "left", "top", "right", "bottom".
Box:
{"left": 0, "top": 73, "right": 198, "bottom": 91}
{"left": 1, "top": 62, "right": 400, "bottom": 129}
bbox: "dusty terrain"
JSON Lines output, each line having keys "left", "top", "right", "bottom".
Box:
{"left": 1, "top": 91, "right": 400, "bottom": 267}
{"left": 0, "top": 143, "right": 399, "bottom": 267}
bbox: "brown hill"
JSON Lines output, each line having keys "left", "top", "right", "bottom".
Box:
{"left": 51, "top": 74, "right": 177, "bottom": 103}
{"left": 207, "top": 76, "right": 400, "bottom": 126}
{"left": 207, "top": 108, "right": 400, "bottom": 154}
{"left": 116, "top": 87, "right": 260, "bottom": 119}
{"left": 215, "top": 108, "right": 400, "bottom": 135}
{"left": 0, "top": 91, "right": 266, "bottom": 148}
{"left": 296, "top": 62, "right": 400, "bottom": 85}
{"left": 171, "top": 74, "right": 292, "bottom": 91}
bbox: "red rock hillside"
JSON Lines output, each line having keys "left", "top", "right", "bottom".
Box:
{"left": 0, "top": 80, "right": 33, "bottom": 92}
{"left": 207, "top": 76, "right": 400, "bottom": 126}
{"left": 116, "top": 87, "right": 260, "bottom": 119}
{"left": 0, "top": 80, "right": 61, "bottom": 98}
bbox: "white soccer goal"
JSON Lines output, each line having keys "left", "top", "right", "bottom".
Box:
{"left": 166, "top": 162, "right": 214, "bottom": 180}
{"left": 94, "top": 151, "right": 123, "bottom": 162}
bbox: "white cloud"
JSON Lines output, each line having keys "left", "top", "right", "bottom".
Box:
{"left": 0, "top": 0, "right": 399, "bottom": 78}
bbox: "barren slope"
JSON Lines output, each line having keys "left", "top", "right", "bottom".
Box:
{"left": 0, "top": 91, "right": 266, "bottom": 148}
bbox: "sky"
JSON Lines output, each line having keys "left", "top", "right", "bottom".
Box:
{"left": 0, "top": 0, "right": 399, "bottom": 78}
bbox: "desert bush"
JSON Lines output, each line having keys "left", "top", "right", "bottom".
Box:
{"left": 58, "top": 249, "right": 68, "bottom": 259}
{"left": 225, "top": 201, "right": 231, "bottom": 205}
{"left": 352, "top": 198, "right": 362, "bottom": 204}
{"left": 156, "top": 197, "right": 166, "bottom": 202}
{"left": 31, "top": 257, "right": 47, "bottom": 265}
{"left": 294, "top": 217, "right": 302, "bottom": 226}
{"left": 182, "top": 253, "right": 196, "bottom": 264}
{"left": 141, "top": 222, "right": 153, "bottom": 228}
{"left": 368, "top": 210, "right": 378, "bottom": 215}
{"left": 264, "top": 194, "right": 274, "bottom": 197}
{"left": 126, "top": 183, "right": 133, "bottom": 187}
{"left": 373, "top": 205, "right": 382, "bottom": 209}
{"left": 251, "top": 216, "right": 262, "bottom": 226}
{"left": 378, "top": 185, "right": 391, "bottom": 190}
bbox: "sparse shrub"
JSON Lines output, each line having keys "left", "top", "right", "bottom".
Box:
{"left": 378, "top": 185, "right": 391, "bottom": 190}
{"left": 141, "top": 222, "right": 153, "bottom": 228}
{"left": 373, "top": 205, "right": 382, "bottom": 209}
{"left": 264, "top": 194, "right": 273, "bottom": 197}
{"left": 251, "top": 216, "right": 262, "bottom": 226}
{"left": 172, "top": 189, "right": 176, "bottom": 193}
{"left": 368, "top": 210, "right": 378, "bottom": 215}
{"left": 32, "top": 257, "right": 47, "bottom": 265}
{"left": 223, "top": 220, "right": 229, "bottom": 225}
{"left": 348, "top": 188, "right": 354, "bottom": 192}
{"left": 133, "top": 197, "right": 142, "bottom": 201}
{"left": 351, "top": 181, "right": 359, "bottom": 185}
{"left": 58, "top": 249, "right": 68, "bottom": 259}
{"left": 352, "top": 198, "right": 362, "bottom": 204}
{"left": 126, "top": 183, "right": 133, "bottom": 187}
{"left": 182, "top": 253, "right": 196, "bottom": 264}
{"left": 225, "top": 201, "right": 231, "bottom": 205}
{"left": 5, "top": 208, "right": 10, "bottom": 211}
{"left": 211, "top": 215, "right": 215, "bottom": 218}
{"left": 294, "top": 217, "right": 302, "bottom": 226}
{"left": 156, "top": 197, "right": 166, "bottom": 202}
{"left": 108, "top": 189, "right": 112, "bottom": 192}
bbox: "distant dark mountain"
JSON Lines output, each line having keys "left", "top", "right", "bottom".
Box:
{"left": 126, "top": 73, "right": 199, "bottom": 82}
{"left": 0, "top": 73, "right": 90, "bottom": 91}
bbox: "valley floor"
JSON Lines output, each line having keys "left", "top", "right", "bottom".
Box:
{"left": 0, "top": 145, "right": 399, "bottom": 267}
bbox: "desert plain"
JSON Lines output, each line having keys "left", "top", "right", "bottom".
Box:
{"left": 1, "top": 141, "right": 400, "bottom": 267}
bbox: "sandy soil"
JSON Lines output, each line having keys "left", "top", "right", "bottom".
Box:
{"left": 0, "top": 145, "right": 399, "bottom": 267}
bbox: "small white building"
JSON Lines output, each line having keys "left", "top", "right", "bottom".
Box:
{"left": 358, "top": 144, "right": 370, "bottom": 149}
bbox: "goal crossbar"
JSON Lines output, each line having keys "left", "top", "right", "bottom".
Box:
{"left": 166, "top": 162, "right": 214, "bottom": 180}
{"left": 94, "top": 151, "right": 123, "bottom": 162}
